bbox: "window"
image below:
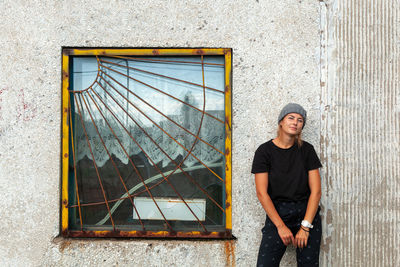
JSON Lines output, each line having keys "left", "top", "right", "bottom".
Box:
{"left": 61, "top": 48, "right": 232, "bottom": 238}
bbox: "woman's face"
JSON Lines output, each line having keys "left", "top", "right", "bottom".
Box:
{"left": 279, "top": 113, "right": 304, "bottom": 136}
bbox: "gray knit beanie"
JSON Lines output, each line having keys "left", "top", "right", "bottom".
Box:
{"left": 278, "top": 103, "right": 307, "bottom": 127}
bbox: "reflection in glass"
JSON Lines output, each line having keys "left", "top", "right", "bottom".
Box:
{"left": 69, "top": 56, "right": 225, "bottom": 232}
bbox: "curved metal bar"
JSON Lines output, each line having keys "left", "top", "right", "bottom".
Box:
{"left": 68, "top": 94, "right": 83, "bottom": 231}
{"left": 66, "top": 53, "right": 228, "bottom": 234}
{"left": 100, "top": 58, "right": 225, "bottom": 94}
{"left": 83, "top": 88, "right": 176, "bottom": 231}
{"left": 103, "top": 54, "right": 224, "bottom": 66}
{"left": 69, "top": 162, "right": 224, "bottom": 208}
{"left": 94, "top": 79, "right": 223, "bottom": 182}
{"left": 81, "top": 91, "right": 174, "bottom": 232}
{"left": 94, "top": 163, "right": 222, "bottom": 225}
{"left": 80, "top": 94, "right": 145, "bottom": 231}
{"left": 85, "top": 88, "right": 207, "bottom": 231}
{"left": 74, "top": 94, "right": 115, "bottom": 230}
{"left": 98, "top": 69, "right": 224, "bottom": 156}
{"left": 158, "top": 55, "right": 208, "bottom": 196}
{"left": 86, "top": 88, "right": 224, "bottom": 213}
{"left": 68, "top": 56, "right": 101, "bottom": 93}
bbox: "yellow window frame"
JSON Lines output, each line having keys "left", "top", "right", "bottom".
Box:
{"left": 61, "top": 48, "right": 232, "bottom": 238}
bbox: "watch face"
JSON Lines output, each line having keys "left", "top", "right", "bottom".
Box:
{"left": 301, "top": 220, "right": 312, "bottom": 228}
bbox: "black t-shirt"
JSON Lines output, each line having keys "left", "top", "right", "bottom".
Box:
{"left": 251, "top": 140, "right": 322, "bottom": 201}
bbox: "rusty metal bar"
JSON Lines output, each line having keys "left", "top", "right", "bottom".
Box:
{"left": 156, "top": 54, "right": 209, "bottom": 195}
{"left": 99, "top": 68, "right": 224, "bottom": 156}
{"left": 87, "top": 88, "right": 170, "bottom": 198}
{"left": 95, "top": 77, "right": 224, "bottom": 182}
{"left": 74, "top": 94, "right": 116, "bottom": 230}
{"left": 63, "top": 48, "right": 227, "bottom": 57}
{"left": 85, "top": 86, "right": 224, "bottom": 213}
{"left": 69, "top": 67, "right": 100, "bottom": 94}
{"left": 85, "top": 70, "right": 226, "bottom": 210}
{"left": 63, "top": 48, "right": 231, "bottom": 238}
{"left": 100, "top": 58, "right": 224, "bottom": 95}
{"left": 77, "top": 91, "right": 157, "bottom": 202}
{"left": 104, "top": 54, "right": 225, "bottom": 66}
{"left": 86, "top": 87, "right": 208, "bottom": 231}
{"left": 78, "top": 88, "right": 174, "bottom": 232}
{"left": 99, "top": 59, "right": 224, "bottom": 123}
{"left": 85, "top": 89, "right": 222, "bottom": 220}
{"left": 69, "top": 175, "right": 223, "bottom": 213}
{"left": 80, "top": 94, "right": 145, "bottom": 230}
{"left": 67, "top": 160, "right": 224, "bottom": 212}
{"left": 68, "top": 95, "right": 83, "bottom": 231}
{"left": 66, "top": 229, "right": 233, "bottom": 239}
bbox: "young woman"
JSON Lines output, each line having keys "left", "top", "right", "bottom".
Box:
{"left": 251, "top": 103, "right": 322, "bottom": 267}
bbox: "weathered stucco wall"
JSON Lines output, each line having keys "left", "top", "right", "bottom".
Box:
{"left": 0, "top": 0, "right": 398, "bottom": 266}
{"left": 320, "top": 0, "right": 400, "bottom": 266}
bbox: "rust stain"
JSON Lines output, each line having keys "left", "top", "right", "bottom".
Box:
{"left": 64, "top": 153, "right": 68, "bottom": 158}
{"left": 66, "top": 230, "right": 232, "bottom": 239}
{"left": 61, "top": 229, "right": 68, "bottom": 237}
{"left": 62, "top": 70, "right": 69, "bottom": 79}
{"left": 200, "top": 231, "right": 211, "bottom": 236}
{"left": 152, "top": 49, "right": 160, "bottom": 55}
{"left": 59, "top": 240, "right": 71, "bottom": 253}
{"left": 225, "top": 117, "right": 232, "bottom": 131}
{"left": 224, "top": 240, "right": 236, "bottom": 267}
{"left": 63, "top": 49, "right": 73, "bottom": 56}
{"left": 195, "top": 49, "right": 204, "bottom": 55}
{"left": 167, "top": 231, "right": 177, "bottom": 237}
{"left": 225, "top": 166, "right": 230, "bottom": 172}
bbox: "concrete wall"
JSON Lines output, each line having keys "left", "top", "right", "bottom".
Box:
{"left": 0, "top": 0, "right": 398, "bottom": 266}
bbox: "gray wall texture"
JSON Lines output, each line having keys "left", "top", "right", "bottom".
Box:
{"left": 0, "top": 0, "right": 399, "bottom": 266}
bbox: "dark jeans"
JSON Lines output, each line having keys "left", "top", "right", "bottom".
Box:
{"left": 257, "top": 201, "right": 322, "bottom": 267}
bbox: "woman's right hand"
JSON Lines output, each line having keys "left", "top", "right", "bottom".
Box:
{"left": 277, "top": 224, "right": 295, "bottom": 246}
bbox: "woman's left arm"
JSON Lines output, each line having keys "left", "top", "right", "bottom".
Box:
{"left": 303, "top": 169, "right": 322, "bottom": 223}
{"left": 295, "top": 169, "right": 322, "bottom": 248}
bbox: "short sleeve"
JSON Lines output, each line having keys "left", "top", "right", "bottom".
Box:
{"left": 306, "top": 144, "right": 322, "bottom": 171}
{"left": 251, "top": 145, "right": 270, "bottom": 174}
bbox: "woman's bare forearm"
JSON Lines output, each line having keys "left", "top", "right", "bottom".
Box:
{"left": 303, "top": 169, "right": 322, "bottom": 224}
{"left": 255, "top": 172, "right": 285, "bottom": 228}
{"left": 256, "top": 191, "right": 285, "bottom": 228}
{"left": 303, "top": 191, "right": 321, "bottom": 223}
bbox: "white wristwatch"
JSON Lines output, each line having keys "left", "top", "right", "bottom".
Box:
{"left": 301, "top": 220, "right": 313, "bottom": 229}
